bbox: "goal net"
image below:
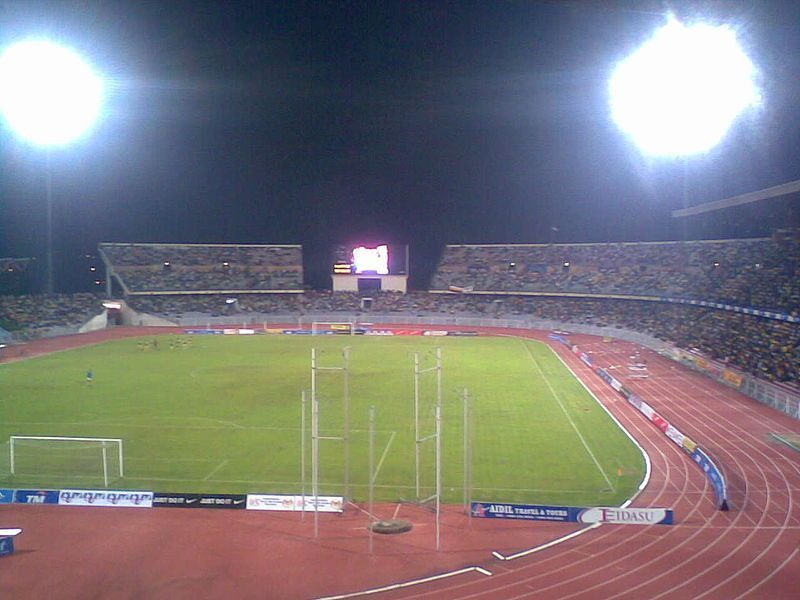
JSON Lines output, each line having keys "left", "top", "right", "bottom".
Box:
{"left": 311, "top": 321, "right": 356, "bottom": 335}
{"left": 8, "top": 436, "right": 124, "bottom": 488}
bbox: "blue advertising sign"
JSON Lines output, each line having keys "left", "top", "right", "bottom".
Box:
{"left": 0, "top": 537, "right": 14, "bottom": 557}
{"left": 690, "top": 447, "right": 729, "bottom": 511}
{"left": 0, "top": 489, "right": 13, "bottom": 504}
{"left": 13, "top": 489, "right": 60, "bottom": 504}
{"left": 471, "top": 502, "right": 581, "bottom": 522}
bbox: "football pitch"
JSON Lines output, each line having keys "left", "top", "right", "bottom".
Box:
{"left": 0, "top": 334, "right": 645, "bottom": 506}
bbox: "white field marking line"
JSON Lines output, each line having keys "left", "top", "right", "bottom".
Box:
{"left": 490, "top": 338, "right": 654, "bottom": 563}
{"left": 519, "top": 339, "right": 615, "bottom": 491}
{"left": 547, "top": 344, "right": 652, "bottom": 505}
{"left": 347, "top": 500, "right": 379, "bottom": 521}
{"left": 392, "top": 503, "right": 402, "bottom": 519}
{"left": 475, "top": 344, "right": 713, "bottom": 600}
{"left": 202, "top": 459, "right": 229, "bottom": 481}
{"left": 315, "top": 566, "right": 492, "bottom": 600}
{"left": 372, "top": 431, "right": 396, "bottom": 482}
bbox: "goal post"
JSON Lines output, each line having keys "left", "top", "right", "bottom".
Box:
{"left": 9, "top": 436, "right": 124, "bottom": 488}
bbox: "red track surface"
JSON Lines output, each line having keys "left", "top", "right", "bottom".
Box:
{"left": 1, "top": 326, "right": 798, "bottom": 599}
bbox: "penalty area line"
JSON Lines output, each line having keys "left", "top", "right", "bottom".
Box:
{"left": 315, "top": 566, "right": 492, "bottom": 600}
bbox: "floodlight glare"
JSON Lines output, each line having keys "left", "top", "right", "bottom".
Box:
{"left": 610, "top": 19, "right": 758, "bottom": 157}
{"left": 0, "top": 39, "right": 103, "bottom": 147}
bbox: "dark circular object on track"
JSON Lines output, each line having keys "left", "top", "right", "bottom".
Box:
{"left": 368, "top": 519, "right": 413, "bottom": 534}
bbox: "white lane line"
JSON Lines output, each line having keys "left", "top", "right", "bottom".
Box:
{"left": 521, "top": 340, "right": 615, "bottom": 491}
{"left": 202, "top": 459, "right": 229, "bottom": 481}
{"left": 373, "top": 431, "right": 396, "bottom": 482}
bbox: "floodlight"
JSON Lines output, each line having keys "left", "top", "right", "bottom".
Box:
{"left": 610, "top": 18, "right": 758, "bottom": 156}
{"left": 0, "top": 40, "right": 103, "bottom": 147}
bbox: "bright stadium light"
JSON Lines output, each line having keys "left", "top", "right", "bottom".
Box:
{"left": 610, "top": 18, "right": 758, "bottom": 156}
{"left": 0, "top": 39, "right": 103, "bottom": 147}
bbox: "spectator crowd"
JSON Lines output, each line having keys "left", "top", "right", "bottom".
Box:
{"left": 431, "top": 233, "right": 800, "bottom": 314}
{"left": 100, "top": 243, "right": 303, "bottom": 292}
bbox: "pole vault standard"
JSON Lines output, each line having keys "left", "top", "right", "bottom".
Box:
{"left": 413, "top": 348, "right": 443, "bottom": 550}
{"left": 462, "top": 388, "right": 472, "bottom": 524}
{"left": 310, "top": 346, "right": 351, "bottom": 538}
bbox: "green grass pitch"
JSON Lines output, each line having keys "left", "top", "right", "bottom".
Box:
{"left": 0, "top": 334, "right": 645, "bottom": 506}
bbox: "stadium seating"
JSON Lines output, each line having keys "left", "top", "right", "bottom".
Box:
{"left": 0, "top": 293, "right": 100, "bottom": 339}
{"left": 430, "top": 234, "right": 800, "bottom": 314}
{"left": 99, "top": 243, "right": 303, "bottom": 292}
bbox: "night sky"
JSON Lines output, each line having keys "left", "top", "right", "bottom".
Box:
{"left": 1, "top": 0, "right": 799, "bottom": 290}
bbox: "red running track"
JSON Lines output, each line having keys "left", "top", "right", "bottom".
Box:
{"left": 1, "top": 327, "right": 798, "bottom": 599}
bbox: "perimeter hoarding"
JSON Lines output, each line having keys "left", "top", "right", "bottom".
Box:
{"left": 58, "top": 490, "right": 154, "bottom": 508}
{"left": 471, "top": 502, "right": 673, "bottom": 525}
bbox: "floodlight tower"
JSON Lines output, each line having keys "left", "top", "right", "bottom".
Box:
{"left": 0, "top": 39, "right": 104, "bottom": 294}
{"left": 609, "top": 17, "right": 759, "bottom": 234}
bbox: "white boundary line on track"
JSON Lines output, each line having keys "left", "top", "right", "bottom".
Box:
{"left": 314, "top": 566, "right": 492, "bottom": 600}
{"left": 491, "top": 336, "right": 653, "bottom": 562}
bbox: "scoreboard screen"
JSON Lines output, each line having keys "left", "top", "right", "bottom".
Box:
{"left": 332, "top": 243, "right": 408, "bottom": 275}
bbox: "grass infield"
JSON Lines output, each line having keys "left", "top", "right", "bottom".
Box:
{"left": 0, "top": 334, "right": 645, "bottom": 505}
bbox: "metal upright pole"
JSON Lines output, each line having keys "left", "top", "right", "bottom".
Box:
{"left": 311, "top": 349, "right": 320, "bottom": 538}
{"left": 463, "top": 388, "right": 472, "bottom": 523}
{"left": 435, "top": 402, "right": 442, "bottom": 551}
{"left": 118, "top": 439, "right": 124, "bottom": 478}
{"left": 301, "top": 389, "right": 307, "bottom": 521}
{"left": 312, "top": 392, "right": 320, "bottom": 538}
{"left": 414, "top": 352, "right": 421, "bottom": 499}
{"left": 368, "top": 405, "right": 376, "bottom": 554}
{"left": 102, "top": 442, "right": 109, "bottom": 488}
{"left": 343, "top": 346, "right": 351, "bottom": 500}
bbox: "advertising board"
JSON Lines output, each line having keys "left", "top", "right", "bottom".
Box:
{"left": 58, "top": 490, "right": 154, "bottom": 508}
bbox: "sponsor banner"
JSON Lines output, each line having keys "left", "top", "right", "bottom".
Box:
{"left": 364, "top": 330, "right": 395, "bottom": 336}
{"left": 238, "top": 329, "right": 256, "bottom": 335}
{"left": 223, "top": 329, "right": 238, "bottom": 335}
{"left": 184, "top": 329, "right": 224, "bottom": 335}
{"left": 548, "top": 333, "right": 569, "bottom": 344}
{"left": 691, "top": 447, "right": 729, "bottom": 510}
{"left": 470, "top": 502, "right": 581, "bottom": 522}
{"left": 390, "top": 329, "right": 423, "bottom": 336}
{"left": 447, "top": 331, "right": 479, "bottom": 336}
{"left": 619, "top": 385, "right": 633, "bottom": 399}
{"left": 282, "top": 329, "right": 313, "bottom": 335}
{"left": 609, "top": 377, "right": 623, "bottom": 393}
{"left": 0, "top": 537, "right": 14, "bottom": 557}
{"left": 246, "top": 494, "right": 344, "bottom": 513}
{"left": 152, "top": 493, "right": 246, "bottom": 509}
{"left": 13, "top": 490, "right": 59, "bottom": 504}
{"left": 0, "top": 489, "right": 13, "bottom": 504}
{"left": 423, "top": 330, "right": 449, "bottom": 337}
{"left": 723, "top": 370, "right": 743, "bottom": 388}
{"left": 681, "top": 436, "right": 698, "bottom": 453}
{"left": 265, "top": 328, "right": 284, "bottom": 334}
{"left": 579, "top": 352, "right": 593, "bottom": 367}
{"left": 650, "top": 413, "right": 670, "bottom": 434}
{"left": 58, "top": 490, "right": 154, "bottom": 508}
{"left": 627, "top": 395, "right": 643, "bottom": 410}
{"left": 577, "top": 507, "right": 673, "bottom": 525}
{"left": 664, "top": 424, "right": 685, "bottom": 448}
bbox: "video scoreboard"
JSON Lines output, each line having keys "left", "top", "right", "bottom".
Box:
{"left": 332, "top": 243, "right": 408, "bottom": 276}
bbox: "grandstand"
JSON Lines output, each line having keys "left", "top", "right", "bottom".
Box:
{"left": 430, "top": 233, "right": 800, "bottom": 313}
{"left": 98, "top": 242, "right": 303, "bottom": 294}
